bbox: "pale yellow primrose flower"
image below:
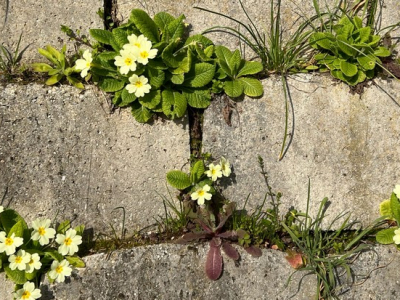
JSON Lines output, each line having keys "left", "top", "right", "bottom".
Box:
{"left": 393, "top": 228, "right": 400, "bottom": 244}
{"left": 13, "top": 281, "right": 41, "bottom": 300}
{"left": 0, "top": 232, "right": 24, "bottom": 255}
{"left": 0, "top": 205, "right": 3, "bottom": 213}
{"left": 136, "top": 40, "right": 158, "bottom": 65}
{"left": 114, "top": 48, "right": 139, "bottom": 75}
{"left": 75, "top": 49, "right": 92, "bottom": 78}
{"left": 56, "top": 228, "right": 82, "bottom": 256}
{"left": 26, "top": 253, "right": 42, "bottom": 273}
{"left": 205, "top": 163, "right": 223, "bottom": 182}
{"left": 126, "top": 74, "right": 151, "bottom": 97}
{"left": 125, "top": 34, "right": 149, "bottom": 49}
{"left": 9, "top": 249, "right": 30, "bottom": 271}
{"left": 191, "top": 184, "right": 212, "bottom": 205}
{"left": 48, "top": 259, "right": 72, "bottom": 283}
{"left": 220, "top": 156, "right": 231, "bottom": 177}
{"left": 31, "top": 218, "right": 56, "bottom": 246}
{"left": 394, "top": 185, "right": 400, "bottom": 199}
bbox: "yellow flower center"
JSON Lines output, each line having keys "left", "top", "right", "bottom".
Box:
{"left": 212, "top": 169, "right": 217, "bottom": 175}
{"left": 22, "top": 291, "right": 31, "bottom": 299}
{"left": 15, "top": 256, "right": 23, "bottom": 264}
{"left": 198, "top": 190, "right": 205, "bottom": 197}
{"left": 5, "top": 237, "right": 13, "bottom": 246}
{"left": 135, "top": 81, "right": 143, "bottom": 88}
{"left": 64, "top": 237, "right": 72, "bottom": 246}
{"left": 125, "top": 57, "right": 133, "bottom": 66}
{"left": 134, "top": 42, "right": 141, "bottom": 47}
{"left": 140, "top": 51, "right": 149, "bottom": 59}
{"left": 86, "top": 61, "right": 91, "bottom": 68}
{"left": 38, "top": 227, "right": 46, "bottom": 236}
{"left": 28, "top": 258, "right": 34, "bottom": 265}
{"left": 56, "top": 266, "right": 63, "bottom": 274}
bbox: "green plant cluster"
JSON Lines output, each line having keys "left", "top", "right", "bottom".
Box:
{"left": 376, "top": 187, "right": 400, "bottom": 248}
{"left": 309, "top": 15, "right": 391, "bottom": 85}
{"left": 0, "top": 207, "right": 85, "bottom": 296}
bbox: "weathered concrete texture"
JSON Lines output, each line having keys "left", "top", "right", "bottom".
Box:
{"left": 40, "top": 244, "right": 317, "bottom": 300}
{"left": 0, "top": 83, "right": 189, "bottom": 233}
{"left": 203, "top": 75, "right": 400, "bottom": 228}
{"left": 380, "top": 0, "right": 400, "bottom": 54}
{"left": 0, "top": 0, "right": 103, "bottom": 62}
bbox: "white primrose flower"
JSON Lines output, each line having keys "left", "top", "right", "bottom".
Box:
{"left": 205, "top": 163, "right": 223, "bottom": 182}
{"left": 191, "top": 184, "right": 212, "bottom": 205}
{"left": 125, "top": 34, "right": 149, "bottom": 49}
{"left": 126, "top": 74, "right": 151, "bottom": 98}
{"left": 31, "top": 218, "right": 56, "bottom": 246}
{"left": 26, "top": 253, "right": 42, "bottom": 273}
{"left": 74, "top": 49, "right": 92, "bottom": 78}
{"left": 136, "top": 40, "right": 158, "bottom": 65}
{"left": 394, "top": 185, "right": 400, "bottom": 199}
{"left": 48, "top": 259, "right": 72, "bottom": 283}
{"left": 56, "top": 228, "right": 82, "bottom": 256}
{"left": 393, "top": 228, "right": 400, "bottom": 245}
{"left": 13, "top": 281, "right": 41, "bottom": 300}
{"left": 9, "top": 249, "right": 30, "bottom": 271}
{"left": 220, "top": 156, "right": 232, "bottom": 177}
{"left": 0, "top": 205, "right": 4, "bottom": 213}
{"left": 114, "top": 48, "right": 139, "bottom": 75}
{"left": 0, "top": 232, "right": 24, "bottom": 255}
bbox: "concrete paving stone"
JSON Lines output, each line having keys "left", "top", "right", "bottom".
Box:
{"left": 0, "top": 83, "right": 189, "bottom": 234}
{"left": 203, "top": 74, "right": 400, "bottom": 228}
{"left": 0, "top": 0, "right": 104, "bottom": 62}
{"left": 40, "top": 244, "right": 317, "bottom": 300}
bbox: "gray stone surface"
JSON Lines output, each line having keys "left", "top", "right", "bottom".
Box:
{"left": 0, "top": 83, "right": 189, "bottom": 233}
{"left": 203, "top": 75, "right": 400, "bottom": 228}
{"left": 42, "top": 244, "right": 317, "bottom": 300}
{"left": 0, "top": 0, "right": 103, "bottom": 62}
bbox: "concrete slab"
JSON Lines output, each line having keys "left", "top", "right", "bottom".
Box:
{"left": 0, "top": 83, "right": 189, "bottom": 233}
{"left": 40, "top": 244, "right": 317, "bottom": 300}
{"left": 0, "top": 0, "right": 103, "bottom": 62}
{"left": 203, "top": 75, "right": 400, "bottom": 228}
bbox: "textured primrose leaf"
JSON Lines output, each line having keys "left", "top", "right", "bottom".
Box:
{"left": 99, "top": 78, "right": 125, "bottom": 92}
{"left": 229, "top": 49, "right": 242, "bottom": 75}
{"left": 183, "top": 63, "right": 215, "bottom": 88}
{"left": 112, "top": 28, "right": 129, "bottom": 48}
{"left": 154, "top": 12, "right": 175, "bottom": 34}
{"left": 374, "top": 46, "right": 391, "bottom": 57}
{"left": 238, "top": 77, "right": 263, "bottom": 97}
{"left": 205, "top": 239, "right": 223, "bottom": 280}
{"left": 379, "top": 199, "right": 393, "bottom": 218}
{"left": 120, "top": 89, "right": 137, "bottom": 107}
{"left": 223, "top": 79, "right": 244, "bottom": 98}
{"left": 66, "top": 76, "right": 84, "bottom": 89}
{"left": 147, "top": 67, "right": 165, "bottom": 88}
{"left": 309, "top": 32, "right": 332, "bottom": 50}
{"left": 45, "top": 74, "right": 63, "bottom": 85}
{"left": 390, "top": 192, "right": 400, "bottom": 224}
{"left": 0, "top": 209, "right": 27, "bottom": 234}
{"left": 184, "top": 34, "right": 214, "bottom": 48}
{"left": 129, "top": 9, "right": 160, "bottom": 43}
{"left": 190, "top": 160, "right": 205, "bottom": 183}
{"left": 139, "top": 90, "right": 161, "bottom": 109}
{"left": 45, "top": 249, "right": 64, "bottom": 262}
{"left": 38, "top": 48, "right": 59, "bottom": 65}
{"left": 336, "top": 35, "right": 356, "bottom": 57}
{"left": 184, "top": 89, "right": 211, "bottom": 109}
{"left": 131, "top": 102, "right": 154, "bottom": 123}
{"left": 166, "top": 15, "right": 186, "bottom": 42}
{"left": 8, "top": 220, "right": 27, "bottom": 239}
{"left": 356, "top": 27, "right": 371, "bottom": 43}
{"left": 340, "top": 61, "right": 358, "bottom": 77}
{"left": 31, "top": 63, "right": 53, "bottom": 73}
{"left": 162, "top": 90, "right": 187, "bottom": 119}
{"left": 237, "top": 61, "right": 263, "bottom": 77}
{"left": 357, "top": 55, "right": 376, "bottom": 70}
{"left": 171, "top": 73, "right": 185, "bottom": 84}
{"left": 161, "top": 40, "right": 183, "bottom": 68}
{"left": 4, "top": 266, "right": 27, "bottom": 285}
{"left": 66, "top": 256, "right": 86, "bottom": 268}
{"left": 90, "top": 29, "right": 114, "bottom": 45}
{"left": 215, "top": 45, "right": 234, "bottom": 76}
{"left": 166, "top": 170, "right": 191, "bottom": 190}
{"left": 376, "top": 228, "right": 396, "bottom": 244}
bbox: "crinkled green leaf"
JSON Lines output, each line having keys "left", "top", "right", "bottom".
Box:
{"left": 374, "top": 46, "right": 391, "bottom": 57}
{"left": 229, "top": 49, "right": 242, "bottom": 75}
{"left": 99, "top": 78, "right": 125, "bottom": 92}
{"left": 357, "top": 55, "right": 376, "bottom": 70}
{"left": 4, "top": 266, "right": 26, "bottom": 284}
{"left": 340, "top": 60, "right": 358, "bottom": 77}
{"left": 337, "top": 35, "right": 356, "bottom": 56}
{"left": 139, "top": 90, "right": 161, "bottom": 109}
{"left": 90, "top": 29, "right": 114, "bottom": 45}
{"left": 171, "top": 73, "right": 185, "bottom": 84}
{"left": 223, "top": 79, "right": 244, "bottom": 98}
{"left": 190, "top": 160, "right": 205, "bottom": 184}
{"left": 379, "top": 200, "right": 393, "bottom": 218}
{"left": 166, "top": 170, "right": 191, "bottom": 190}
{"left": 162, "top": 90, "right": 187, "bottom": 119}
{"left": 112, "top": 28, "right": 129, "bottom": 48}
{"left": 309, "top": 32, "right": 333, "bottom": 50}
{"left": 185, "top": 89, "right": 211, "bottom": 108}
{"left": 390, "top": 192, "right": 400, "bottom": 224}
{"left": 183, "top": 63, "right": 215, "bottom": 88}
{"left": 0, "top": 209, "right": 27, "bottom": 234}
{"left": 215, "top": 45, "right": 234, "bottom": 76}
{"left": 45, "top": 249, "right": 64, "bottom": 262}
{"left": 129, "top": 9, "right": 160, "bottom": 43}
{"left": 45, "top": 74, "right": 63, "bottom": 85}
{"left": 237, "top": 61, "right": 263, "bottom": 77}
{"left": 97, "top": 51, "right": 118, "bottom": 61}
{"left": 184, "top": 34, "right": 214, "bottom": 47}
{"left": 57, "top": 220, "right": 70, "bottom": 234}
{"left": 38, "top": 48, "right": 59, "bottom": 65}
{"left": 31, "top": 63, "right": 54, "bottom": 73}
{"left": 154, "top": 12, "right": 175, "bottom": 34}
{"left": 162, "top": 40, "right": 184, "bottom": 68}
{"left": 237, "top": 77, "right": 263, "bottom": 97}
{"left": 131, "top": 102, "right": 154, "bottom": 123}
{"left": 355, "top": 27, "right": 371, "bottom": 43}
{"left": 120, "top": 89, "right": 137, "bottom": 106}
{"left": 66, "top": 256, "right": 85, "bottom": 268}
{"left": 147, "top": 67, "right": 165, "bottom": 88}
{"left": 66, "top": 76, "right": 84, "bottom": 89}
{"left": 376, "top": 228, "right": 396, "bottom": 244}
{"left": 166, "top": 15, "right": 186, "bottom": 42}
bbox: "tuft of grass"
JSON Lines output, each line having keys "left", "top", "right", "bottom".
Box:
{"left": 0, "top": 33, "right": 25, "bottom": 80}
{"left": 282, "top": 179, "right": 387, "bottom": 299}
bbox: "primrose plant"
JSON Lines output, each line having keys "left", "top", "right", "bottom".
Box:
{"left": 0, "top": 206, "right": 85, "bottom": 300}
{"left": 309, "top": 15, "right": 391, "bottom": 86}
{"left": 376, "top": 185, "right": 400, "bottom": 248}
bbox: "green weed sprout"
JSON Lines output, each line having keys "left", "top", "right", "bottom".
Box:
{"left": 31, "top": 45, "right": 84, "bottom": 89}
{"left": 0, "top": 205, "right": 85, "bottom": 299}
{"left": 0, "top": 33, "right": 24, "bottom": 80}
{"left": 376, "top": 185, "right": 400, "bottom": 248}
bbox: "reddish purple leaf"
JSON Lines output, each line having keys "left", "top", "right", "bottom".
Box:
{"left": 205, "top": 240, "right": 223, "bottom": 280}
{"left": 175, "top": 232, "right": 209, "bottom": 244}
{"left": 217, "top": 230, "right": 237, "bottom": 240}
{"left": 222, "top": 242, "right": 240, "bottom": 261}
{"left": 244, "top": 245, "right": 262, "bottom": 257}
